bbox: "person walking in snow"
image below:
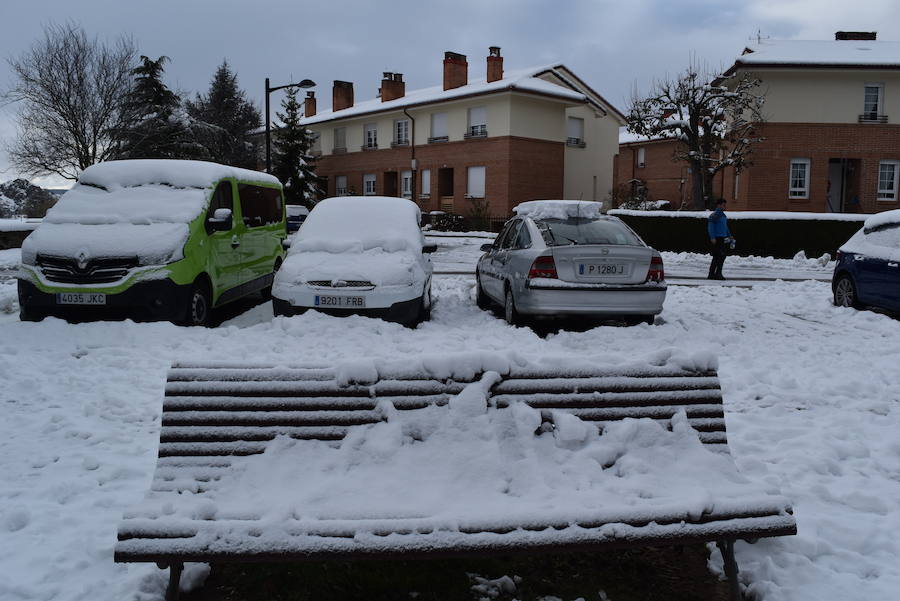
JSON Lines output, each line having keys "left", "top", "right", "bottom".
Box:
{"left": 707, "top": 198, "right": 733, "bottom": 280}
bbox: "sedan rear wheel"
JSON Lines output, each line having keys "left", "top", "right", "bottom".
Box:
{"left": 504, "top": 287, "right": 521, "bottom": 326}
{"left": 475, "top": 271, "right": 492, "bottom": 310}
{"left": 833, "top": 275, "right": 861, "bottom": 309}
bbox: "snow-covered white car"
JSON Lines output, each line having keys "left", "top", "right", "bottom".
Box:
{"left": 475, "top": 200, "right": 667, "bottom": 325}
{"left": 272, "top": 196, "right": 435, "bottom": 326}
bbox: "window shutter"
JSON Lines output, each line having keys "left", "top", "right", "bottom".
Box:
{"left": 469, "top": 106, "right": 487, "bottom": 127}
{"left": 567, "top": 117, "right": 584, "bottom": 139}
{"left": 431, "top": 113, "right": 448, "bottom": 138}
{"left": 467, "top": 166, "right": 486, "bottom": 198}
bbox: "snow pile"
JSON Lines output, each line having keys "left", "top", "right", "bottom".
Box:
{"left": 77, "top": 159, "right": 277, "bottom": 191}
{"left": 514, "top": 200, "right": 603, "bottom": 221}
{"left": 277, "top": 196, "right": 426, "bottom": 288}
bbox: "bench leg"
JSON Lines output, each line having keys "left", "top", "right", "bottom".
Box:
{"left": 165, "top": 562, "right": 183, "bottom": 601}
{"left": 717, "top": 539, "right": 741, "bottom": 601}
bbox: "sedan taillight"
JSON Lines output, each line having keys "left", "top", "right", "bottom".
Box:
{"left": 528, "top": 255, "right": 558, "bottom": 279}
{"left": 647, "top": 255, "right": 664, "bottom": 282}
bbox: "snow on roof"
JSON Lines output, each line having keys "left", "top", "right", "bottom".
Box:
{"left": 301, "top": 65, "right": 586, "bottom": 126}
{"left": 734, "top": 38, "right": 900, "bottom": 68}
{"left": 619, "top": 127, "right": 678, "bottom": 145}
{"left": 79, "top": 159, "right": 279, "bottom": 191}
{"left": 514, "top": 200, "right": 603, "bottom": 220}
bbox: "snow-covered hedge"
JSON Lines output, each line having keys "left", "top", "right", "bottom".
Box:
{"left": 610, "top": 210, "right": 866, "bottom": 259}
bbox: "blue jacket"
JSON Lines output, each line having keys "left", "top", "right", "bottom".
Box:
{"left": 707, "top": 208, "right": 731, "bottom": 239}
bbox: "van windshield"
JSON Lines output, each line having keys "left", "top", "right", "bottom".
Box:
{"left": 535, "top": 218, "right": 641, "bottom": 246}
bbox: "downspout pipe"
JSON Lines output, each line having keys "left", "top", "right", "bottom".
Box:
{"left": 403, "top": 107, "right": 417, "bottom": 203}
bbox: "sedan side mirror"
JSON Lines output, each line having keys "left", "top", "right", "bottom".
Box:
{"left": 480, "top": 243, "right": 494, "bottom": 253}
{"left": 207, "top": 208, "right": 233, "bottom": 232}
{"left": 422, "top": 244, "right": 438, "bottom": 254}
{"left": 282, "top": 238, "right": 292, "bottom": 250}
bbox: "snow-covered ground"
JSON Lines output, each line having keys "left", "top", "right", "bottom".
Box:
{"left": 2, "top": 237, "right": 898, "bottom": 601}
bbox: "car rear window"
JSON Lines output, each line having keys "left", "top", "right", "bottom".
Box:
{"left": 535, "top": 218, "right": 641, "bottom": 247}
{"left": 865, "top": 225, "right": 900, "bottom": 249}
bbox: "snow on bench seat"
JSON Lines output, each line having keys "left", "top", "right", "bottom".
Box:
{"left": 115, "top": 354, "right": 796, "bottom": 601}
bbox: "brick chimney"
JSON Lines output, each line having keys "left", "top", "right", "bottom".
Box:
{"left": 443, "top": 51, "right": 468, "bottom": 90}
{"left": 332, "top": 80, "right": 354, "bottom": 111}
{"left": 487, "top": 46, "right": 503, "bottom": 83}
{"left": 835, "top": 31, "right": 877, "bottom": 40}
{"left": 381, "top": 72, "right": 405, "bottom": 102}
{"left": 303, "top": 91, "right": 316, "bottom": 117}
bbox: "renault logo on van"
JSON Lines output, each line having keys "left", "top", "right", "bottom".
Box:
{"left": 76, "top": 249, "right": 91, "bottom": 270}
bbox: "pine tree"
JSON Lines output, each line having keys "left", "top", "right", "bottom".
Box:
{"left": 186, "top": 60, "right": 262, "bottom": 168}
{"left": 272, "top": 87, "right": 319, "bottom": 206}
{"left": 112, "top": 55, "right": 213, "bottom": 160}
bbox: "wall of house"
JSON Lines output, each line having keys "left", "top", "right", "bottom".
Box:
{"left": 565, "top": 105, "right": 620, "bottom": 202}
{"left": 748, "top": 69, "right": 900, "bottom": 123}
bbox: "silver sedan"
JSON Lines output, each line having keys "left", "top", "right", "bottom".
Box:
{"left": 475, "top": 202, "right": 667, "bottom": 325}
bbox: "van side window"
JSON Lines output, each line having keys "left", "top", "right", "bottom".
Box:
{"left": 238, "top": 184, "right": 283, "bottom": 228}
{"left": 205, "top": 181, "right": 233, "bottom": 234}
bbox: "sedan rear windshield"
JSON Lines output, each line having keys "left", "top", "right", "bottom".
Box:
{"left": 535, "top": 218, "right": 641, "bottom": 247}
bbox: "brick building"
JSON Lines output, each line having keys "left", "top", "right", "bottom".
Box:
{"left": 615, "top": 32, "right": 900, "bottom": 214}
{"left": 301, "top": 48, "right": 625, "bottom": 218}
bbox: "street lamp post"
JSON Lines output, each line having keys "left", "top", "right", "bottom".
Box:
{"left": 265, "top": 77, "right": 316, "bottom": 174}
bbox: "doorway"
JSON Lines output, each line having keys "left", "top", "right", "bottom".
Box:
{"left": 827, "top": 159, "right": 861, "bottom": 212}
{"left": 438, "top": 168, "right": 454, "bottom": 212}
{"left": 383, "top": 172, "right": 398, "bottom": 197}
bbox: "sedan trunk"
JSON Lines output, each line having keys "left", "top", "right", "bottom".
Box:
{"left": 550, "top": 245, "right": 654, "bottom": 285}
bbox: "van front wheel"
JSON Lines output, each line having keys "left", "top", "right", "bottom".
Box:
{"left": 183, "top": 283, "right": 211, "bottom": 327}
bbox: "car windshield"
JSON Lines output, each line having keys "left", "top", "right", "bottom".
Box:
{"left": 535, "top": 217, "right": 641, "bottom": 246}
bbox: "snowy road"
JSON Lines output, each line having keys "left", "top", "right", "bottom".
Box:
{"left": 2, "top": 241, "right": 899, "bottom": 601}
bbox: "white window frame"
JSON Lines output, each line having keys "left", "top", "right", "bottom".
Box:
{"left": 363, "top": 173, "right": 376, "bottom": 195}
{"left": 420, "top": 169, "right": 431, "bottom": 197}
{"left": 788, "top": 158, "right": 811, "bottom": 199}
{"left": 430, "top": 112, "right": 448, "bottom": 140}
{"left": 394, "top": 119, "right": 409, "bottom": 145}
{"left": 566, "top": 116, "right": 585, "bottom": 147}
{"left": 467, "top": 106, "right": 487, "bottom": 137}
{"left": 364, "top": 124, "right": 377, "bottom": 149}
{"left": 863, "top": 83, "right": 884, "bottom": 119}
{"left": 333, "top": 127, "right": 346, "bottom": 151}
{"left": 637, "top": 147, "right": 646, "bottom": 168}
{"left": 877, "top": 160, "right": 900, "bottom": 201}
{"left": 335, "top": 175, "right": 348, "bottom": 196}
{"left": 401, "top": 170, "right": 412, "bottom": 198}
{"left": 466, "top": 166, "right": 486, "bottom": 198}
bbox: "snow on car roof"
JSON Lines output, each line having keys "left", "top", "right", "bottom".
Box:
{"left": 863, "top": 209, "right": 900, "bottom": 232}
{"left": 514, "top": 200, "right": 603, "bottom": 221}
{"left": 292, "top": 196, "right": 422, "bottom": 253}
{"left": 78, "top": 159, "right": 279, "bottom": 190}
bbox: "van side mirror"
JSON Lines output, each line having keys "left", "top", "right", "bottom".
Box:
{"left": 207, "top": 208, "right": 232, "bottom": 232}
{"left": 422, "top": 244, "right": 438, "bottom": 254}
{"left": 282, "top": 238, "right": 292, "bottom": 251}
{"left": 480, "top": 243, "right": 494, "bottom": 253}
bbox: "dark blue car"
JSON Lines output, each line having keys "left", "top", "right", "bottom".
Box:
{"left": 286, "top": 205, "right": 309, "bottom": 233}
{"left": 832, "top": 218, "right": 900, "bottom": 312}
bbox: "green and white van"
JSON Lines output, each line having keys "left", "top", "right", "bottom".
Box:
{"left": 17, "top": 159, "right": 286, "bottom": 325}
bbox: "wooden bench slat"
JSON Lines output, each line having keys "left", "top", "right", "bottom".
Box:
{"left": 493, "top": 376, "right": 721, "bottom": 395}
{"left": 161, "top": 409, "right": 384, "bottom": 427}
{"left": 162, "top": 395, "right": 449, "bottom": 411}
{"left": 164, "top": 380, "right": 469, "bottom": 398}
{"left": 492, "top": 388, "right": 722, "bottom": 407}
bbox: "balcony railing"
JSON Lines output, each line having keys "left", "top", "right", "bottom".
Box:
{"left": 332, "top": 146, "right": 347, "bottom": 155}
{"left": 428, "top": 135, "right": 449, "bottom": 144}
{"left": 361, "top": 143, "right": 378, "bottom": 151}
{"left": 391, "top": 139, "right": 410, "bottom": 148}
{"left": 464, "top": 124, "right": 487, "bottom": 139}
{"left": 566, "top": 137, "right": 586, "bottom": 148}
{"left": 859, "top": 113, "right": 888, "bottom": 123}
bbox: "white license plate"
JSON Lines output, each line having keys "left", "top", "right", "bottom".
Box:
{"left": 314, "top": 295, "right": 366, "bottom": 308}
{"left": 578, "top": 263, "right": 630, "bottom": 276}
{"left": 56, "top": 292, "right": 106, "bottom": 305}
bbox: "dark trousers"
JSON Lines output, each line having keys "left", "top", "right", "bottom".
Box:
{"left": 708, "top": 238, "right": 727, "bottom": 279}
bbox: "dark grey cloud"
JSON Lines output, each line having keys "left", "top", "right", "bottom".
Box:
{"left": 2, "top": 0, "right": 899, "bottom": 186}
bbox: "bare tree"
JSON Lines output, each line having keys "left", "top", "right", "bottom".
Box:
{"left": 627, "top": 63, "right": 765, "bottom": 209}
{"left": 4, "top": 22, "right": 136, "bottom": 180}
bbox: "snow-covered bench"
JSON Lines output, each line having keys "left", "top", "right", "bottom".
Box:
{"left": 115, "top": 356, "right": 796, "bottom": 601}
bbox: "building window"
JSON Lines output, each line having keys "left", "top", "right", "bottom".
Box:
{"left": 363, "top": 124, "right": 377, "bottom": 150}
{"left": 878, "top": 160, "right": 899, "bottom": 201}
{"left": 637, "top": 147, "right": 646, "bottom": 168}
{"left": 429, "top": 112, "right": 448, "bottom": 143}
{"left": 420, "top": 169, "right": 431, "bottom": 198}
{"left": 333, "top": 127, "right": 346, "bottom": 152}
{"left": 789, "top": 159, "right": 810, "bottom": 199}
{"left": 862, "top": 84, "right": 884, "bottom": 122}
{"left": 467, "top": 166, "right": 486, "bottom": 198}
{"left": 400, "top": 171, "right": 412, "bottom": 198}
{"left": 363, "top": 173, "right": 376, "bottom": 195}
{"left": 566, "top": 117, "right": 585, "bottom": 147}
{"left": 310, "top": 132, "right": 322, "bottom": 156}
{"left": 393, "top": 119, "right": 409, "bottom": 146}
{"left": 335, "top": 175, "right": 348, "bottom": 196}
{"left": 466, "top": 106, "right": 487, "bottom": 138}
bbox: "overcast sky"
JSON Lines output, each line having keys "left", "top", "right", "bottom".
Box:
{"left": 2, "top": 0, "right": 900, "bottom": 188}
